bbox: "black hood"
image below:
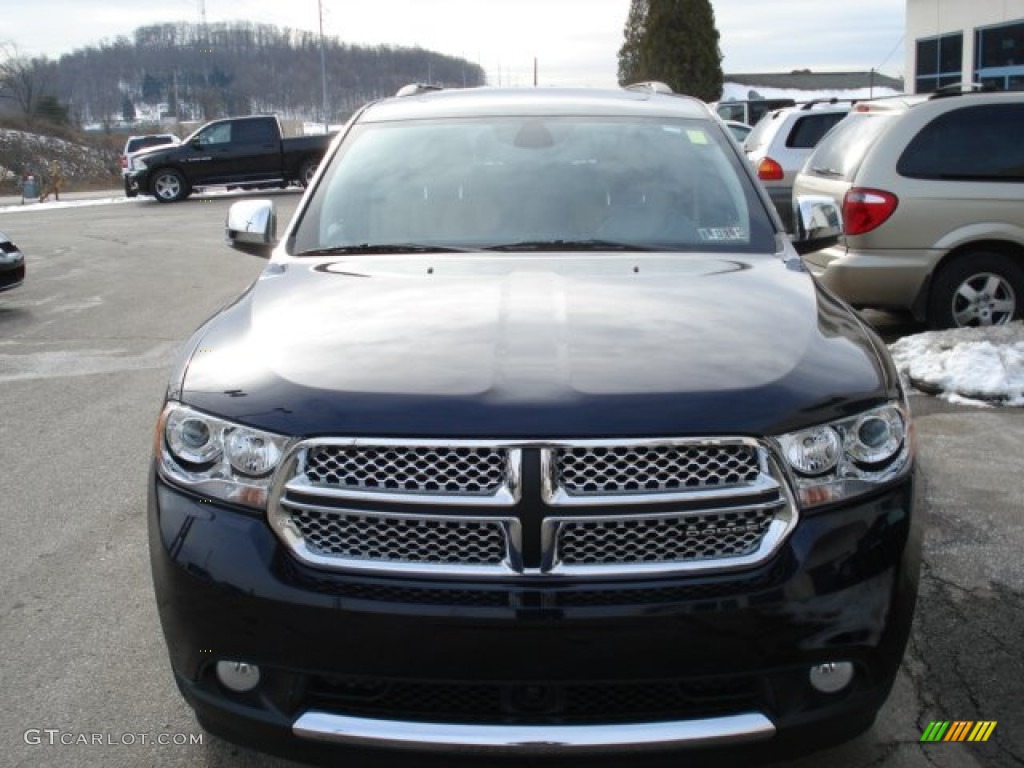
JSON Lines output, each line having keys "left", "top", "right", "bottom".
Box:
{"left": 176, "top": 252, "right": 894, "bottom": 438}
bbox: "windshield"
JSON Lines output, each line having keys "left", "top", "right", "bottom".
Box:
{"left": 291, "top": 115, "right": 776, "bottom": 255}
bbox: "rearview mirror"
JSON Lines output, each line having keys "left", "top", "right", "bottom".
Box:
{"left": 225, "top": 200, "right": 276, "bottom": 258}
{"left": 791, "top": 196, "right": 842, "bottom": 256}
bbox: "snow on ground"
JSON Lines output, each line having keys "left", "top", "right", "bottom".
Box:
{"left": 720, "top": 82, "right": 902, "bottom": 103}
{"left": 0, "top": 196, "right": 135, "bottom": 214}
{"left": 889, "top": 322, "right": 1024, "bottom": 407}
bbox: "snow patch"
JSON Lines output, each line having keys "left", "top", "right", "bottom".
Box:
{"left": 888, "top": 323, "right": 1024, "bottom": 406}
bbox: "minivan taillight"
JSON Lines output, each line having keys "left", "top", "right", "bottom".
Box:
{"left": 843, "top": 188, "right": 898, "bottom": 235}
{"left": 757, "top": 157, "right": 784, "bottom": 181}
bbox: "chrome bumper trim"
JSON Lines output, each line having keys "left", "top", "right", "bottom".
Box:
{"left": 293, "top": 711, "right": 776, "bottom": 753}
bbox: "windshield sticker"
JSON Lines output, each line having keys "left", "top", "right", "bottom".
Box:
{"left": 686, "top": 129, "right": 709, "bottom": 145}
{"left": 698, "top": 227, "right": 747, "bottom": 242}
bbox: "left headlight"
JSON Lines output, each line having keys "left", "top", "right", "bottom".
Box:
{"left": 131, "top": 157, "right": 147, "bottom": 172}
{"left": 156, "top": 402, "right": 291, "bottom": 510}
{"left": 776, "top": 401, "right": 913, "bottom": 509}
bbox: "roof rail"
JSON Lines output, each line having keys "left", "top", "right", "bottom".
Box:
{"left": 928, "top": 82, "right": 995, "bottom": 99}
{"left": 797, "top": 97, "right": 859, "bottom": 110}
{"left": 396, "top": 83, "right": 443, "bottom": 98}
{"left": 624, "top": 81, "right": 674, "bottom": 95}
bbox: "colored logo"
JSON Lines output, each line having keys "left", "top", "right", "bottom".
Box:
{"left": 920, "top": 721, "right": 997, "bottom": 742}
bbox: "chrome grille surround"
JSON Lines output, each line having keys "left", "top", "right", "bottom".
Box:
{"left": 268, "top": 437, "right": 797, "bottom": 578}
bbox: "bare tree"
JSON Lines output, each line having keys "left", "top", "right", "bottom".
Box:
{"left": 0, "top": 42, "right": 56, "bottom": 121}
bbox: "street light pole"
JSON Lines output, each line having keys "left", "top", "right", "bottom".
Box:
{"left": 319, "top": 0, "right": 329, "bottom": 133}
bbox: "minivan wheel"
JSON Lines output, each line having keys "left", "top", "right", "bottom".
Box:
{"left": 151, "top": 169, "right": 190, "bottom": 203}
{"left": 928, "top": 252, "right": 1023, "bottom": 329}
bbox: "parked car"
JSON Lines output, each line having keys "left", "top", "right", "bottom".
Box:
{"left": 120, "top": 134, "right": 180, "bottom": 180}
{"left": 125, "top": 115, "right": 333, "bottom": 202}
{"left": 724, "top": 119, "right": 753, "bottom": 143}
{"left": 714, "top": 97, "right": 796, "bottom": 126}
{"left": 0, "top": 230, "right": 26, "bottom": 293}
{"left": 149, "top": 82, "right": 920, "bottom": 766}
{"left": 743, "top": 101, "right": 851, "bottom": 232}
{"left": 793, "top": 90, "right": 1024, "bottom": 328}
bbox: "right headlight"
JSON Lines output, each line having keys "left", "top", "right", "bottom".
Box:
{"left": 156, "top": 402, "right": 292, "bottom": 510}
{"left": 776, "top": 401, "right": 913, "bottom": 509}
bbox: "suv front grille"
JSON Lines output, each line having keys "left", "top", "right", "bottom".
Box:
{"left": 553, "top": 507, "right": 775, "bottom": 567}
{"left": 552, "top": 444, "right": 760, "bottom": 497}
{"left": 287, "top": 506, "right": 510, "bottom": 567}
{"left": 270, "top": 438, "right": 795, "bottom": 577}
{"left": 305, "top": 444, "right": 510, "bottom": 497}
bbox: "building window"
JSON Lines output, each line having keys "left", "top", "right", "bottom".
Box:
{"left": 975, "top": 21, "right": 1024, "bottom": 91}
{"left": 915, "top": 32, "right": 963, "bottom": 93}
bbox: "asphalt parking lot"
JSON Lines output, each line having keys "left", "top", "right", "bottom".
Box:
{"left": 0, "top": 192, "right": 1021, "bottom": 768}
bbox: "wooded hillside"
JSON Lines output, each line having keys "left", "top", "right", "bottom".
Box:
{"left": 53, "top": 21, "right": 486, "bottom": 125}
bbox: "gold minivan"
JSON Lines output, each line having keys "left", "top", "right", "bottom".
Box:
{"left": 793, "top": 90, "right": 1024, "bottom": 328}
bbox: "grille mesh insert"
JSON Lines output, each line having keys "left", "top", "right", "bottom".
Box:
{"left": 554, "top": 444, "right": 760, "bottom": 497}
{"left": 556, "top": 507, "right": 774, "bottom": 566}
{"left": 304, "top": 445, "right": 508, "bottom": 496}
{"left": 287, "top": 506, "right": 508, "bottom": 566}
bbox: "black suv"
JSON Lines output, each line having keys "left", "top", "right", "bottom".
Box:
{"left": 149, "top": 84, "right": 921, "bottom": 766}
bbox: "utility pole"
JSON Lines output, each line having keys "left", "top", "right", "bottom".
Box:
{"left": 319, "top": 0, "right": 329, "bottom": 133}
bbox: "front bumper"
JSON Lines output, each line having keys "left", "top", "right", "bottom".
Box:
{"left": 0, "top": 247, "right": 26, "bottom": 292}
{"left": 149, "top": 469, "right": 921, "bottom": 766}
{"left": 125, "top": 170, "right": 149, "bottom": 198}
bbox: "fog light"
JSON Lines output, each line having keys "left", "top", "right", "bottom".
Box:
{"left": 216, "top": 661, "right": 261, "bottom": 693}
{"left": 809, "top": 661, "right": 854, "bottom": 694}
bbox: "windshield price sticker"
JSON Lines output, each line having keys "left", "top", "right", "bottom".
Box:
{"left": 698, "top": 227, "right": 747, "bottom": 242}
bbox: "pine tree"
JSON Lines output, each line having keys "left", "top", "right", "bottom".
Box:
{"left": 617, "top": 0, "right": 724, "bottom": 102}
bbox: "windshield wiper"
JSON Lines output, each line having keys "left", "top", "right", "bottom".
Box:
{"left": 484, "top": 239, "right": 654, "bottom": 252}
{"left": 295, "top": 243, "right": 476, "bottom": 256}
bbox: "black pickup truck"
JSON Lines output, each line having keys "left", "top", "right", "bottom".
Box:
{"left": 125, "top": 115, "right": 333, "bottom": 202}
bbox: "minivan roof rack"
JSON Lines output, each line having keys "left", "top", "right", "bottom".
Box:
{"left": 797, "top": 97, "right": 858, "bottom": 110}
{"left": 396, "top": 83, "right": 444, "bottom": 98}
{"left": 624, "top": 81, "right": 674, "bottom": 95}
{"left": 929, "top": 82, "right": 995, "bottom": 99}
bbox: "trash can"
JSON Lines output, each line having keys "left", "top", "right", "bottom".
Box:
{"left": 21, "top": 175, "right": 39, "bottom": 204}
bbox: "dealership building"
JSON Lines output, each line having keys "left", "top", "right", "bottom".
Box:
{"left": 906, "top": 0, "right": 1024, "bottom": 92}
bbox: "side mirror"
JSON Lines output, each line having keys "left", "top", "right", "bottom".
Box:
{"left": 791, "top": 195, "right": 842, "bottom": 255}
{"left": 225, "top": 200, "right": 276, "bottom": 258}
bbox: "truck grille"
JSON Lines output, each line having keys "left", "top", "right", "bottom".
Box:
{"left": 270, "top": 438, "right": 795, "bottom": 577}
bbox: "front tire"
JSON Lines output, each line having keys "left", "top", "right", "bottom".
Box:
{"left": 151, "top": 168, "right": 190, "bottom": 203}
{"left": 928, "top": 251, "right": 1023, "bottom": 329}
{"left": 298, "top": 158, "right": 318, "bottom": 188}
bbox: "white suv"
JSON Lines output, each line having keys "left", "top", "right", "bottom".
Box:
{"left": 120, "top": 133, "right": 179, "bottom": 179}
{"left": 743, "top": 102, "right": 850, "bottom": 231}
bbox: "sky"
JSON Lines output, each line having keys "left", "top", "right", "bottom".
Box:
{"left": 3, "top": 0, "right": 907, "bottom": 87}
